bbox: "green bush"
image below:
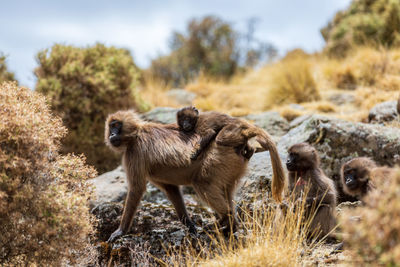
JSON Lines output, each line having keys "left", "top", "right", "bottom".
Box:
{"left": 321, "top": 0, "right": 400, "bottom": 57}
{"left": 0, "top": 82, "right": 97, "bottom": 265}
{"left": 0, "top": 53, "right": 16, "bottom": 83}
{"left": 149, "top": 15, "right": 276, "bottom": 86}
{"left": 35, "top": 43, "right": 146, "bottom": 173}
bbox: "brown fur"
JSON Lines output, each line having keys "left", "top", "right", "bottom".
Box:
{"left": 340, "top": 157, "right": 393, "bottom": 199}
{"left": 177, "top": 107, "right": 287, "bottom": 202}
{"left": 177, "top": 107, "right": 255, "bottom": 160}
{"left": 397, "top": 96, "right": 400, "bottom": 114}
{"left": 286, "top": 143, "right": 337, "bottom": 240}
{"left": 104, "top": 110, "right": 285, "bottom": 242}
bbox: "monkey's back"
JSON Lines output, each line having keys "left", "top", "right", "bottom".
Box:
{"left": 197, "top": 111, "right": 238, "bottom": 132}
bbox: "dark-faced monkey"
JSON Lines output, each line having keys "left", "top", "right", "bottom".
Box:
{"left": 105, "top": 110, "right": 286, "bottom": 242}
{"left": 340, "top": 157, "right": 393, "bottom": 199}
{"left": 286, "top": 143, "right": 337, "bottom": 240}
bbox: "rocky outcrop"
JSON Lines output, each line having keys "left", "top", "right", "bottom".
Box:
{"left": 141, "top": 107, "right": 179, "bottom": 124}
{"left": 242, "top": 111, "right": 290, "bottom": 137}
{"left": 368, "top": 100, "right": 398, "bottom": 124}
{"left": 166, "top": 89, "right": 196, "bottom": 105}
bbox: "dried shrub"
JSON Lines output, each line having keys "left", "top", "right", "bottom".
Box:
{"left": 341, "top": 168, "right": 400, "bottom": 265}
{"left": 0, "top": 82, "right": 97, "bottom": 265}
{"left": 266, "top": 52, "right": 320, "bottom": 107}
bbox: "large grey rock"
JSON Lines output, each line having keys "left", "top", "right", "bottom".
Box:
{"left": 368, "top": 100, "right": 398, "bottom": 124}
{"left": 89, "top": 166, "right": 127, "bottom": 207}
{"left": 242, "top": 111, "right": 290, "bottom": 137}
{"left": 166, "top": 89, "right": 196, "bottom": 105}
{"left": 278, "top": 115, "right": 400, "bottom": 200}
{"left": 142, "top": 107, "right": 179, "bottom": 124}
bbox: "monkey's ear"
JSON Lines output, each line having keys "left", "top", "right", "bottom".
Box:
{"left": 192, "top": 106, "right": 199, "bottom": 114}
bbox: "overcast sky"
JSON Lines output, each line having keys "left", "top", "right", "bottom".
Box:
{"left": 1, "top": 0, "right": 351, "bottom": 88}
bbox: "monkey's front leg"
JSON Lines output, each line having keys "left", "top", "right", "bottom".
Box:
{"left": 108, "top": 185, "right": 146, "bottom": 242}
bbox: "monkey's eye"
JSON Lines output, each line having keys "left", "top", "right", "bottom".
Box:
{"left": 110, "top": 120, "right": 122, "bottom": 129}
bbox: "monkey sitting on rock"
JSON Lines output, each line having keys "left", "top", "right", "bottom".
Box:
{"left": 340, "top": 157, "right": 394, "bottom": 200}
{"left": 286, "top": 143, "right": 337, "bottom": 240}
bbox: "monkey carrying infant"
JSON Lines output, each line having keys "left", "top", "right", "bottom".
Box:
{"left": 105, "top": 107, "right": 286, "bottom": 241}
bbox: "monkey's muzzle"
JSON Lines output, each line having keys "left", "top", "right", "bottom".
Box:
{"left": 345, "top": 175, "right": 357, "bottom": 189}
{"left": 286, "top": 161, "right": 296, "bottom": 171}
{"left": 109, "top": 133, "right": 122, "bottom": 147}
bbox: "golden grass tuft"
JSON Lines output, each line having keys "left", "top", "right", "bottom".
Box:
{"left": 265, "top": 56, "right": 320, "bottom": 108}
{"left": 165, "top": 190, "right": 340, "bottom": 267}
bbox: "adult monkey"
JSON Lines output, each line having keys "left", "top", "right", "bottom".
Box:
{"left": 105, "top": 110, "right": 286, "bottom": 242}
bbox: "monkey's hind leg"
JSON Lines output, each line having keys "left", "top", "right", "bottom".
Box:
{"left": 192, "top": 180, "right": 237, "bottom": 236}
{"left": 154, "top": 182, "right": 197, "bottom": 234}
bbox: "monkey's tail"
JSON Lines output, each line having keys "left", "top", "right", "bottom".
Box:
{"left": 256, "top": 131, "right": 287, "bottom": 202}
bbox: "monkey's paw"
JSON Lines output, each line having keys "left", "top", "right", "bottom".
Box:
{"left": 107, "top": 228, "right": 124, "bottom": 243}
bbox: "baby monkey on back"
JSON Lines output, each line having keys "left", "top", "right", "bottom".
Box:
{"left": 286, "top": 143, "right": 337, "bottom": 240}
{"left": 176, "top": 106, "right": 255, "bottom": 160}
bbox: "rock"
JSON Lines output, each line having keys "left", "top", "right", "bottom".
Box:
{"left": 328, "top": 93, "right": 355, "bottom": 105}
{"left": 242, "top": 111, "right": 290, "bottom": 137}
{"left": 289, "top": 114, "right": 312, "bottom": 129}
{"left": 166, "top": 89, "right": 196, "bottom": 105}
{"left": 88, "top": 166, "right": 127, "bottom": 207}
{"left": 289, "top": 103, "right": 305, "bottom": 111}
{"left": 368, "top": 100, "right": 398, "bottom": 124}
{"left": 278, "top": 115, "right": 400, "bottom": 201}
{"left": 142, "top": 107, "right": 179, "bottom": 124}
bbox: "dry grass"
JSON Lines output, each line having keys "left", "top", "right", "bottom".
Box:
{"left": 265, "top": 56, "right": 320, "bottom": 107}
{"left": 139, "top": 74, "right": 180, "bottom": 108}
{"left": 141, "top": 47, "right": 400, "bottom": 124}
{"left": 163, "top": 190, "right": 342, "bottom": 267}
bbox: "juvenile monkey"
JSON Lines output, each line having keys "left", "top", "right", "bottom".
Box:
{"left": 176, "top": 106, "right": 246, "bottom": 160}
{"left": 340, "top": 157, "right": 393, "bottom": 199}
{"left": 176, "top": 106, "right": 286, "bottom": 201}
{"left": 286, "top": 143, "right": 337, "bottom": 240}
{"left": 105, "top": 110, "right": 286, "bottom": 242}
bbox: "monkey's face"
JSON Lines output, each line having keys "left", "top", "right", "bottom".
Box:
{"left": 109, "top": 120, "right": 123, "bottom": 147}
{"left": 177, "top": 106, "right": 199, "bottom": 132}
{"left": 105, "top": 110, "right": 141, "bottom": 152}
{"left": 341, "top": 159, "right": 372, "bottom": 191}
{"left": 286, "top": 143, "right": 319, "bottom": 172}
